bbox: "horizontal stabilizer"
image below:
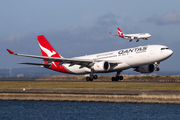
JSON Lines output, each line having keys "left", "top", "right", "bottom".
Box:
{"left": 109, "top": 32, "right": 125, "bottom": 37}
{"left": 18, "top": 62, "right": 51, "bottom": 67}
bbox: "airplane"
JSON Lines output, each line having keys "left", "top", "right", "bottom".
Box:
{"left": 109, "top": 27, "right": 151, "bottom": 42}
{"left": 7, "top": 35, "right": 173, "bottom": 81}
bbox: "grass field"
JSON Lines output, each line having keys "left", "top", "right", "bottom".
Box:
{"left": 0, "top": 81, "right": 180, "bottom": 90}
{"left": 37, "top": 74, "right": 180, "bottom": 82}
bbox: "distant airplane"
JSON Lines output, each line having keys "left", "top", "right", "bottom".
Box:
{"left": 7, "top": 35, "right": 173, "bottom": 81}
{"left": 110, "top": 27, "right": 151, "bottom": 42}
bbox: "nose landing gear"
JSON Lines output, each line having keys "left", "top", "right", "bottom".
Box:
{"left": 155, "top": 62, "right": 160, "bottom": 71}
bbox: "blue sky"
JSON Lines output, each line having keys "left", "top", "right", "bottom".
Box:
{"left": 1, "top": 0, "right": 180, "bottom": 72}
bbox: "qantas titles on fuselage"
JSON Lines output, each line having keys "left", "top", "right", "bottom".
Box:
{"left": 96, "top": 46, "right": 147, "bottom": 58}
{"left": 118, "top": 46, "right": 147, "bottom": 56}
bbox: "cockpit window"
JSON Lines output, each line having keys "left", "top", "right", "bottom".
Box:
{"left": 161, "top": 48, "right": 169, "bottom": 50}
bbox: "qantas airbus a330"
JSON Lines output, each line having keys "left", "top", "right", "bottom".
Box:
{"left": 7, "top": 35, "right": 173, "bottom": 81}
{"left": 110, "top": 27, "right": 151, "bottom": 42}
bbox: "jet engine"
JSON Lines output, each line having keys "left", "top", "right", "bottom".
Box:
{"left": 135, "top": 64, "right": 154, "bottom": 73}
{"left": 131, "top": 36, "right": 135, "bottom": 39}
{"left": 93, "top": 61, "right": 110, "bottom": 72}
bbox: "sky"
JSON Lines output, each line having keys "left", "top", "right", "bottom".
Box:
{"left": 1, "top": 0, "right": 180, "bottom": 72}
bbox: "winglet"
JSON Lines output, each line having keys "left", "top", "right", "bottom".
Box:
{"left": 109, "top": 32, "right": 112, "bottom": 34}
{"left": 6, "top": 49, "right": 15, "bottom": 54}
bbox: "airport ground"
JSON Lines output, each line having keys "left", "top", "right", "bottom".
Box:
{"left": 0, "top": 75, "right": 180, "bottom": 104}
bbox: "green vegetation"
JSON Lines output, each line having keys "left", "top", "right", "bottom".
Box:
{"left": 1, "top": 75, "right": 180, "bottom": 90}
{"left": 0, "top": 81, "right": 180, "bottom": 90}
{"left": 37, "top": 74, "right": 180, "bottom": 82}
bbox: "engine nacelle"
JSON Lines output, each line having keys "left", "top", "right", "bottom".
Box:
{"left": 131, "top": 36, "right": 135, "bottom": 39}
{"left": 135, "top": 64, "right": 154, "bottom": 73}
{"left": 93, "top": 61, "right": 110, "bottom": 72}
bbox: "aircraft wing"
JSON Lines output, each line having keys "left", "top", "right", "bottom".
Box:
{"left": 7, "top": 49, "right": 122, "bottom": 68}
{"left": 110, "top": 33, "right": 136, "bottom": 39}
{"left": 7, "top": 49, "right": 94, "bottom": 67}
{"left": 110, "top": 32, "right": 139, "bottom": 39}
{"left": 109, "top": 32, "right": 127, "bottom": 37}
{"left": 109, "top": 32, "right": 119, "bottom": 36}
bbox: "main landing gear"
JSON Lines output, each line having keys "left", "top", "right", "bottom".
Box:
{"left": 86, "top": 75, "right": 98, "bottom": 81}
{"left": 111, "top": 71, "right": 123, "bottom": 81}
{"left": 86, "top": 69, "right": 98, "bottom": 81}
{"left": 86, "top": 70, "right": 124, "bottom": 82}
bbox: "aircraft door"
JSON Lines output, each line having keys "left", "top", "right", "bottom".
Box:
{"left": 149, "top": 47, "right": 155, "bottom": 61}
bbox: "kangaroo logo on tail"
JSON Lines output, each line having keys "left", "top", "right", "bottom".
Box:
{"left": 37, "top": 35, "right": 62, "bottom": 67}
{"left": 117, "top": 27, "right": 123, "bottom": 36}
{"left": 37, "top": 35, "right": 61, "bottom": 58}
{"left": 38, "top": 44, "right": 56, "bottom": 57}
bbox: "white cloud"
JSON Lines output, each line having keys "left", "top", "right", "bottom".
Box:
{"left": 96, "top": 13, "right": 119, "bottom": 27}
{"left": 145, "top": 12, "right": 180, "bottom": 25}
{"left": 2, "top": 33, "right": 26, "bottom": 41}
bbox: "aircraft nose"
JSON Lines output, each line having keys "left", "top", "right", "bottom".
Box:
{"left": 166, "top": 49, "right": 173, "bottom": 58}
{"left": 169, "top": 49, "right": 173, "bottom": 56}
{"left": 162, "top": 49, "right": 173, "bottom": 60}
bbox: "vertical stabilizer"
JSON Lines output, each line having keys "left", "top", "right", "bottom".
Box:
{"left": 37, "top": 35, "right": 70, "bottom": 73}
{"left": 117, "top": 27, "right": 124, "bottom": 35}
{"left": 37, "top": 35, "right": 61, "bottom": 58}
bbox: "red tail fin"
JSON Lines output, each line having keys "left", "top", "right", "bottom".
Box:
{"left": 37, "top": 35, "right": 61, "bottom": 58}
{"left": 117, "top": 27, "right": 123, "bottom": 35}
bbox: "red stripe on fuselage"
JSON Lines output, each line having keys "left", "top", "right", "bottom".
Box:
{"left": 49, "top": 63, "right": 71, "bottom": 74}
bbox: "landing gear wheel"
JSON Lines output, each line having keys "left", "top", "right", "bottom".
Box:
{"left": 93, "top": 75, "right": 98, "bottom": 79}
{"left": 86, "top": 75, "right": 98, "bottom": 81}
{"left": 86, "top": 77, "right": 93, "bottom": 81}
{"left": 119, "top": 76, "right": 123, "bottom": 80}
{"left": 116, "top": 76, "right": 120, "bottom": 80}
{"left": 89, "top": 78, "right": 93, "bottom": 81}
{"left": 154, "top": 62, "right": 160, "bottom": 71}
{"left": 86, "top": 77, "right": 90, "bottom": 81}
{"left": 112, "top": 71, "right": 123, "bottom": 81}
{"left": 155, "top": 67, "right": 160, "bottom": 71}
{"left": 111, "top": 77, "right": 116, "bottom": 81}
{"left": 111, "top": 77, "right": 119, "bottom": 81}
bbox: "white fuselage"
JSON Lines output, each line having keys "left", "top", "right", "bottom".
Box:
{"left": 63, "top": 45, "right": 173, "bottom": 74}
{"left": 124, "top": 33, "right": 151, "bottom": 39}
